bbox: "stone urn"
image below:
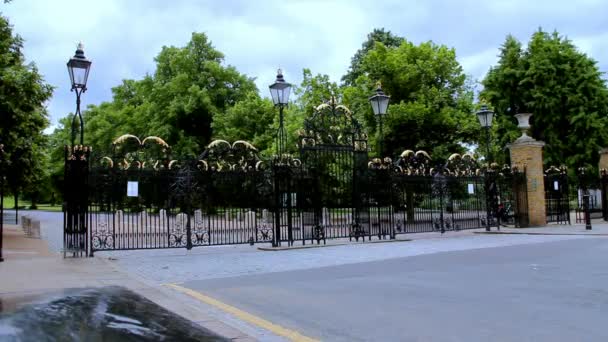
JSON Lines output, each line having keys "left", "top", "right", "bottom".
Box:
{"left": 514, "top": 113, "right": 534, "bottom": 142}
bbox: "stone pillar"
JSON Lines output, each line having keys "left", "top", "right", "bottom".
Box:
{"left": 598, "top": 148, "right": 608, "bottom": 172}
{"left": 507, "top": 113, "right": 546, "bottom": 227}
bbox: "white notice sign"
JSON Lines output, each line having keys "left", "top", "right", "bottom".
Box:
{"left": 554, "top": 181, "right": 559, "bottom": 191}
{"left": 127, "top": 181, "right": 139, "bottom": 197}
{"left": 467, "top": 184, "right": 475, "bottom": 194}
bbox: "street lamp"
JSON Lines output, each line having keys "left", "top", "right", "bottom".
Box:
{"left": 369, "top": 82, "right": 390, "bottom": 156}
{"left": 476, "top": 105, "right": 494, "bottom": 163}
{"left": 67, "top": 42, "right": 92, "bottom": 146}
{"left": 476, "top": 105, "right": 495, "bottom": 232}
{"left": 269, "top": 69, "right": 292, "bottom": 158}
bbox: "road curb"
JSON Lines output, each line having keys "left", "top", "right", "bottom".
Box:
{"left": 258, "top": 238, "right": 412, "bottom": 251}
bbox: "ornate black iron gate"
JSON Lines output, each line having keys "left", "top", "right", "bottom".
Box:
{"left": 65, "top": 99, "right": 531, "bottom": 255}
{"left": 544, "top": 166, "right": 570, "bottom": 224}
{"left": 296, "top": 98, "right": 371, "bottom": 244}
{"left": 575, "top": 168, "right": 602, "bottom": 223}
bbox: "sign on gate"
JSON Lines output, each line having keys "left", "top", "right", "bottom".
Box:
{"left": 127, "top": 181, "right": 139, "bottom": 197}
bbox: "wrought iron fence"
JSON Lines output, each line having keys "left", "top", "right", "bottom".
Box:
{"left": 78, "top": 147, "right": 531, "bottom": 254}
{"left": 66, "top": 100, "right": 529, "bottom": 255}
{"left": 544, "top": 166, "right": 570, "bottom": 224}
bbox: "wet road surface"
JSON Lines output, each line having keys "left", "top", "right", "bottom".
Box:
{"left": 0, "top": 286, "right": 227, "bottom": 341}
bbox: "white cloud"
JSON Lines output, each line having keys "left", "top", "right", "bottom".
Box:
{"left": 3, "top": 0, "right": 607, "bottom": 129}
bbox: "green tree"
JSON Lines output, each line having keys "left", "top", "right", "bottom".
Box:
{"left": 342, "top": 28, "right": 404, "bottom": 86}
{"left": 482, "top": 30, "right": 608, "bottom": 170}
{"left": 0, "top": 14, "right": 53, "bottom": 202}
{"left": 49, "top": 32, "right": 258, "bottom": 162}
{"left": 342, "top": 39, "right": 477, "bottom": 159}
{"left": 212, "top": 93, "right": 276, "bottom": 154}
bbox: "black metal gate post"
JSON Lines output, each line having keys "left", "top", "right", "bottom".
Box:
{"left": 584, "top": 193, "right": 592, "bottom": 230}
{"left": 484, "top": 168, "right": 499, "bottom": 231}
{"left": 545, "top": 166, "right": 570, "bottom": 224}
{"left": 272, "top": 164, "right": 282, "bottom": 247}
{"left": 602, "top": 170, "right": 608, "bottom": 221}
{"left": 577, "top": 167, "right": 592, "bottom": 230}
{"left": 63, "top": 145, "right": 91, "bottom": 257}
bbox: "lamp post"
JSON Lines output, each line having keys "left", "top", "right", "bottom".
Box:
{"left": 476, "top": 105, "right": 494, "bottom": 163}
{"left": 269, "top": 69, "right": 292, "bottom": 159}
{"left": 67, "top": 42, "right": 92, "bottom": 146}
{"left": 476, "top": 105, "right": 495, "bottom": 231}
{"left": 578, "top": 167, "right": 592, "bottom": 230}
{"left": 369, "top": 83, "right": 390, "bottom": 156}
{"left": 369, "top": 83, "right": 391, "bottom": 239}
{"left": 269, "top": 69, "right": 292, "bottom": 247}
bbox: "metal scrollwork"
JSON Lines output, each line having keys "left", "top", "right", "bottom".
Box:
{"left": 299, "top": 96, "right": 365, "bottom": 150}
{"left": 395, "top": 150, "right": 432, "bottom": 175}
{"left": 257, "top": 211, "right": 274, "bottom": 241}
{"left": 169, "top": 213, "right": 188, "bottom": 247}
{"left": 273, "top": 154, "right": 302, "bottom": 167}
{"left": 444, "top": 153, "right": 480, "bottom": 176}
{"left": 101, "top": 134, "right": 171, "bottom": 170}
{"left": 66, "top": 145, "right": 91, "bottom": 161}
{"left": 191, "top": 210, "right": 210, "bottom": 245}
{"left": 91, "top": 214, "right": 114, "bottom": 249}
{"left": 198, "top": 139, "right": 261, "bottom": 172}
{"left": 368, "top": 157, "right": 393, "bottom": 170}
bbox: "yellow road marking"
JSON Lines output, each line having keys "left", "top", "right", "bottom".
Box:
{"left": 165, "top": 283, "right": 319, "bottom": 342}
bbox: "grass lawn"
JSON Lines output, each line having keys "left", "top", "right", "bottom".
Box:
{"left": 1, "top": 196, "right": 63, "bottom": 212}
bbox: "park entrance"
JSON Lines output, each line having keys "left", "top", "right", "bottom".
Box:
{"left": 63, "top": 100, "right": 528, "bottom": 255}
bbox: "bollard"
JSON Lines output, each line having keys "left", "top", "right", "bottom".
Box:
{"left": 31, "top": 220, "right": 41, "bottom": 238}
{"left": 583, "top": 194, "right": 592, "bottom": 230}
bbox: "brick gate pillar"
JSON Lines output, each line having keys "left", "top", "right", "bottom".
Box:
{"left": 507, "top": 113, "right": 546, "bottom": 227}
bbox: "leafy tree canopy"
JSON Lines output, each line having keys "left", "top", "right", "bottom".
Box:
{"left": 481, "top": 30, "right": 608, "bottom": 170}
{"left": 65, "top": 33, "right": 258, "bottom": 158}
{"left": 342, "top": 35, "right": 477, "bottom": 159}
{"left": 342, "top": 28, "right": 404, "bottom": 87}
{"left": 0, "top": 14, "right": 53, "bottom": 199}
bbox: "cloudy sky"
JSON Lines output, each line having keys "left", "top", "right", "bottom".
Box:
{"left": 3, "top": 0, "right": 608, "bottom": 131}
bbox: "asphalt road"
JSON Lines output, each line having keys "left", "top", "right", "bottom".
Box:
{"left": 184, "top": 237, "right": 608, "bottom": 341}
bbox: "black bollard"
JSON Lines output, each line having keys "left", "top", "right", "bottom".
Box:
{"left": 583, "top": 193, "right": 592, "bottom": 230}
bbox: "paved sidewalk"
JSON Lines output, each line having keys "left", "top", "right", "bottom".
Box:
{"left": 478, "top": 220, "right": 608, "bottom": 235}
{"left": 0, "top": 224, "right": 262, "bottom": 341}
{"left": 5, "top": 213, "right": 607, "bottom": 341}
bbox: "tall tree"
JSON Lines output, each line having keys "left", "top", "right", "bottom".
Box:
{"left": 342, "top": 28, "right": 404, "bottom": 86}
{"left": 482, "top": 30, "right": 608, "bottom": 170}
{"left": 50, "top": 32, "right": 258, "bottom": 159}
{"left": 342, "top": 39, "right": 477, "bottom": 159}
{"left": 0, "top": 14, "right": 53, "bottom": 199}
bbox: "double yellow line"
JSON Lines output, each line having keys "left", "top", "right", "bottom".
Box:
{"left": 165, "top": 283, "right": 319, "bottom": 342}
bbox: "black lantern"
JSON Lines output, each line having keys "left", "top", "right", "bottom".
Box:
{"left": 269, "top": 69, "right": 291, "bottom": 106}
{"left": 476, "top": 105, "right": 494, "bottom": 128}
{"left": 369, "top": 83, "right": 390, "bottom": 117}
{"left": 67, "top": 42, "right": 92, "bottom": 91}
{"left": 67, "top": 42, "right": 92, "bottom": 146}
{"left": 369, "top": 82, "right": 390, "bottom": 157}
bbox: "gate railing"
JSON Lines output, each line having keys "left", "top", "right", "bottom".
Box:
{"left": 69, "top": 145, "right": 531, "bottom": 254}
{"left": 544, "top": 166, "right": 570, "bottom": 224}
